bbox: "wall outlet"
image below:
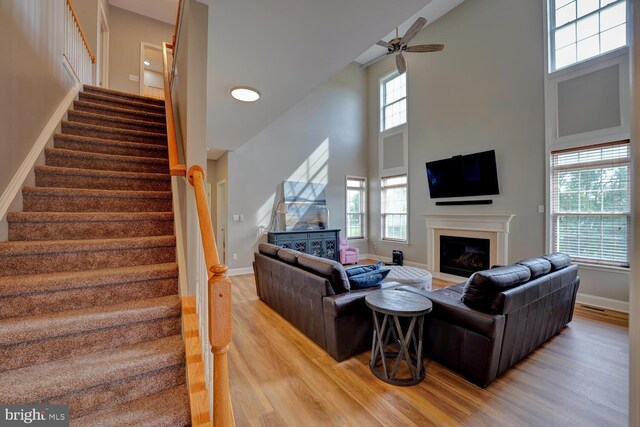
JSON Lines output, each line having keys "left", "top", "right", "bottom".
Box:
{"left": 233, "top": 253, "right": 238, "bottom": 260}
{"left": 129, "top": 74, "right": 139, "bottom": 82}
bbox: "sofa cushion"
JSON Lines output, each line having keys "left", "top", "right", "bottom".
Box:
{"left": 277, "top": 248, "right": 302, "bottom": 265}
{"left": 348, "top": 268, "right": 390, "bottom": 290}
{"left": 298, "top": 253, "right": 350, "bottom": 294}
{"left": 462, "top": 265, "right": 531, "bottom": 310}
{"left": 543, "top": 252, "right": 571, "bottom": 271}
{"left": 516, "top": 257, "right": 551, "bottom": 279}
{"left": 345, "top": 261, "right": 382, "bottom": 277}
{"left": 258, "top": 243, "right": 280, "bottom": 257}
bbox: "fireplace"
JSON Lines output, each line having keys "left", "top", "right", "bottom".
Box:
{"left": 439, "top": 235, "right": 490, "bottom": 278}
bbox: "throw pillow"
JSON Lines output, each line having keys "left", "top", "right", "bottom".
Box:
{"left": 348, "top": 268, "right": 391, "bottom": 290}
{"left": 345, "top": 261, "right": 382, "bottom": 277}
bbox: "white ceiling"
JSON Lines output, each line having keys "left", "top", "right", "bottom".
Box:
{"left": 354, "top": 0, "right": 464, "bottom": 65}
{"left": 109, "top": 0, "right": 179, "bottom": 25}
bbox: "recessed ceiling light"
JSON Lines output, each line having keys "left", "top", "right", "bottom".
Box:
{"left": 144, "top": 61, "right": 150, "bottom": 66}
{"left": 230, "top": 86, "right": 260, "bottom": 102}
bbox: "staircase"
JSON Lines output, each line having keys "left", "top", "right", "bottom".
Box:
{"left": 0, "top": 85, "right": 190, "bottom": 425}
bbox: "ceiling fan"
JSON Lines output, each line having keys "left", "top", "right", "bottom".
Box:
{"left": 364, "top": 17, "right": 444, "bottom": 74}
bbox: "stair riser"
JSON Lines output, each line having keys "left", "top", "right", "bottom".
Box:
{"left": 62, "top": 122, "right": 167, "bottom": 146}
{"left": 54, "top": 137, "right": 168, "bottom": 159}
{"left": 73, "top": 102, "right": 166, "bottom": 124}
{"left": 0, "top": 315, "right": 180, "bottom": 372}
{"left": 0, "top": 246, "right": 176, "bottom": 277}
{"left": 35, "top": 170, "right": 171, "bottom": 192}
{"left": 68, "top": 111, "right": 166, "bottom": 133}
{"left": 23, "top": 194, "right": 173, "bottom": 213}
{"left": 78, "top": 92, "right": 165, "bottom": 114}
{"left": 0, "top": 278, "right": 178, "bottom": 319}
{"left": 46, "top": 151, "right": 169, "bottom": 174}
{"left": 9, "top": 219, "right": 174, "bottom": 241}
{"left": 83, "top": 87, "right": 165, "bottom": 107}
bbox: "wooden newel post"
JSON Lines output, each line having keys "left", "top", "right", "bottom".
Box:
{"left": 188, "top": 165, "right": 236, "bottom": 426}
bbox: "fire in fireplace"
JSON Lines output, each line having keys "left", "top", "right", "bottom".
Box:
{"left": 439, "top": 235, "right": 490, "bottom": 277}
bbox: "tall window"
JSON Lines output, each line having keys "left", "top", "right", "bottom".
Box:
{"left": 549, "top": 0, "right": 628, "bottom": 71}
{"left": 381, "top": 73, "right": 407, "bottom": 131}
{"left": 346, "top": 177, "right": 366, "bottom": 239}
{"left": 550, "top": 141, "right": 630, "bottom": 267}
{"left": 381, "top": 175, "right": 408, "bottom": 242}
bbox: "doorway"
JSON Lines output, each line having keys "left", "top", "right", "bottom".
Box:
{"left": 216, "top": 180, "right": 227, "bottom": 264}
{"left": 139, "top": 42, "right": 166, "bottom": 99}
{"left": 96, "top": 3, "right": 109, "bottom": 87}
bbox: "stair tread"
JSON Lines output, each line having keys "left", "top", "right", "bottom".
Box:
{"left": 54, "top": 133, "right": 169, "bottom": 153}
{"left": 72, "top": 385, "right": 190, "bottom": 427}
{"left": 0, "top": 295, "right": 180, "bottom": 346}
{"left": 68, "top": 109, "right": 167, "bottom": 129}
{"left": 0, "top": 334, "right": 184, "bottom": 403}
{"left": 23, "top": 185, "right": 172, "bottom": 199}
{"left": 0, "top": 235, "right": 176, "bottom": 256}
{"left": 35, "top": 165, "right": 171, "bottom": 182}
{"left": 0, "top": 262, "right": 178, "bottom": 297}
{"left": 83, "top": 85, "right": 166, "bottom": 106}
{"left": 62, "top": 121, "right": 167, "bottom": 138}
{"left": 7, "top": 211, "right": 174, "bottom": 223}
{"left": 79, "top": 92, "right": 165, "bottom": 113}
{"left": 45, "top": 147, "right": 169, "bottom": 165}
{"left": 73, "top": 100, "right": 166, "bottom": 122}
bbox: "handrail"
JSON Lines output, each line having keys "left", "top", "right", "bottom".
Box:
{"left": 162, "top": 42, "right": 186, "bottom": 176}
{"left": 188, "top": 166, "right": 235, "bottom": 426}
{"left": 66, "top": 0, "right": 95, "bottom": 63}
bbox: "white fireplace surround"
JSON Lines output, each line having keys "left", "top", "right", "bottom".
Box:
{"left": 424, "top": 214, "right": 516, "bottom": 278}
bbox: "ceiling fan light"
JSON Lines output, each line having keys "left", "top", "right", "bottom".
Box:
{"left": 230, "top": 86, "right": 260, "bottom": 102}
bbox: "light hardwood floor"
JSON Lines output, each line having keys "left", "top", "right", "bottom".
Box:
{"left": 226, "top": 271, "right": 629, "bottom": 426}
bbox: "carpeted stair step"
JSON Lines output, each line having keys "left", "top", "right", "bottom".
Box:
{"left": 71, "top": 385, "right": 190, "bottom": 427}
{"left": 0, "top": 235, "right": 176, "bottom": 277}
{"left": 73, "top": 100, "right": 166, "bottom": 124}
{"left": 35, "top": 165, "right": 171, "bottom": 191}
{"left": 0, "top": 335, "right": 185, "bottom": 419}
{"left": 67, "top": 109, "right": 167, "bottom": 133}
{"left": 0, "top": 295, "right": 181, "bottom": 372}
{"left": 83, "top": 84, "right": 165, "bottom": 107}
{"left": 45, "top": 147, "right": 169, "bottom": 174}
{"left": 22, "top": 186, "right": 173, "bottom": 213}
{"left": 61, "top": 121, "right": 167, "bottom": 145}
{"left": 0, "top": 263, "right": 179, "bottom": 319}
{"left": 78, "top": 91, "right": 166, "bottom": 114}
{"left": 8, "top": 211, "right": 174, "bottom": 241}
{"left": 54, "top": 133, "right": 168, "bottom": 159}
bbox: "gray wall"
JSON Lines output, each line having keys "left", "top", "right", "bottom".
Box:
{"left": 0, "top": 0, "right": 76, "bottom": 209}
{"left": 366, "top": 0, "right": 546, "bottom": 265}
{"left": 226, "top": 63, "right": 368, "bottom": 269}
{"left": 107, "top": 6, "right": 173, "bottom": 94}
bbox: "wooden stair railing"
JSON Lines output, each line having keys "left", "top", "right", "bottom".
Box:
{"left": 66, "top": 0, "right": 96, "bottom": 64}
{"left": 188, "top": 166, "right": 235, "bottom": 427}
{"left": 162, "top": 41, "right": 187, "bottom": 177}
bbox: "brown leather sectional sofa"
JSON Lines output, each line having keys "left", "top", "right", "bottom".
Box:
{"left": 253, "top": 243, "right": 579, "bottom": 387}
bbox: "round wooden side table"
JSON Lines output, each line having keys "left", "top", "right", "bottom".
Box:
{"left": 365, "top": 289, "right": 432, "bottom": 386}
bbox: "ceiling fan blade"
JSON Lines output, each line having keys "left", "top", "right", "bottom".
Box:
{"left": 401, "top": 17, "right": 426, "bottom": 45}
{"left": 396, "top": 53, "right": 406, "bottom": 74}
{"left": 376, "top": 40, "right": 390, "bottom": 48}
{"left": 360, "top": 52, "right": 389, "bottom": 69}
{"left": 405, "top": 44, "right": 445, "bottom": 53}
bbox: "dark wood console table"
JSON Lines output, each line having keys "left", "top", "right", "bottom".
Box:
{"left": 267, "top": 229, "right": 340, "bottom": 261}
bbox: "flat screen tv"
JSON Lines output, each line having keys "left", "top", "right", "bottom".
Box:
{"left": 426, "top": 150, "right": 499, "bottom": 199}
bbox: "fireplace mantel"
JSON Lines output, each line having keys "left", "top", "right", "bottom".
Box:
{"left": 423, "top": 214, "right": 515, "bottom": 278}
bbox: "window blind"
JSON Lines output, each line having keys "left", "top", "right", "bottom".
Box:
{"left": 550, "top": 140, "right": 631, "bottom": 267}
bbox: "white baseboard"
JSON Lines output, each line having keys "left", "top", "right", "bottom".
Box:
{"left": 228, "top": 267, "right": 254, "bottom": 276}
{"left": 171, "top": 176, "right": 189, "bottom": 297}
{"left": 576, "top": 293, "right": 629, "bottom": 313}
{"left": 0, "top": 84, "right": 80, "bottom": 223}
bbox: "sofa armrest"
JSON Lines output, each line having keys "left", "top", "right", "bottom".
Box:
{"left": 322, "top": 290, "right": 373, "bottom": 361}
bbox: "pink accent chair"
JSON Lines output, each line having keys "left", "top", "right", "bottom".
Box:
{"left": 339, "top": 237, "right": 360, "bottom": 265}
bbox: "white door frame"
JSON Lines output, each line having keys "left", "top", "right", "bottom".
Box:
{"left": 139, "top": 42, "right": 162, "bottom": 95}
{"left": 216, "top": 180, "right": 227, "bottom": 264}
{"left": 97, "top": 3, "right": 109, "bottom": 87}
